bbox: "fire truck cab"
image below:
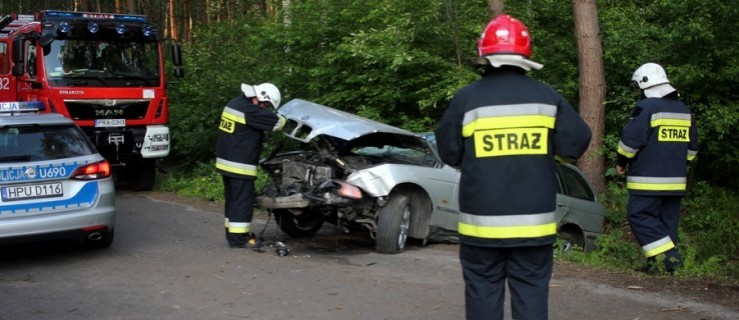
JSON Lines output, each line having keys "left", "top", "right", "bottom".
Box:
{"left": 0, "top": 10, "right": 183, "bottom": 190}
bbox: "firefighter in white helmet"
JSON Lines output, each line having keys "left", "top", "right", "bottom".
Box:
{"left": 617, "top": 63, "right": 699, "bottom": 274}
{"left": 435, "top": 14, "right": 591, "bottom": 320}
{"left": 215, "top": 82, "right": 285, "bottom": 248}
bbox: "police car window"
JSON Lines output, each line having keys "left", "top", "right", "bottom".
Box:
{"left": 0, "top": 125, "right": 95, "bottom": 162}
{"left": 558, "top": 164, "right": 595, "bottom": 201}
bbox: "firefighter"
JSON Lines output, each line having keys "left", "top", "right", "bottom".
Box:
{"left": 435, "top": 14, "right": 591, "bottom": 320}
{"left": 616, "top": 63, "right": 699, "bottom": 273}
{"left": 216, "top": 83, "right": 286, "bottom": 248}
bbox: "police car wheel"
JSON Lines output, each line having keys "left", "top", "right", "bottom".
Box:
{"left": 376, "top": 193, "right": 411, "bottom": 254}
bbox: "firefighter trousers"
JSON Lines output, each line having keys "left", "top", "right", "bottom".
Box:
{"left": 222, "top": 175, "right": 256, "bottom": 246}
{"left": 628, "top": 194, "right": 683, "bottom": 270}
{"left": 460, "top": 243, "right": 553, "bottom": 320}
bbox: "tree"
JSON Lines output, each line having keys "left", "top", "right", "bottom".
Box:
{"left": 573, "top": 0, "right": 606, "bottom": 194}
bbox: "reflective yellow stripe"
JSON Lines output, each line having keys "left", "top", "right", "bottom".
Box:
{"left": 650, "top": 112, "right": 691, "bottom": 128}
{"left": 643, "top": 236, "right": 675, "bottom": 257}
{"left": 617, "top": 141, "right": 638, "bottom": 158}
{"left": 462, "top": 115, "right": 555, "bottom": 137}
{"left": 458, "top": 222, "right": 557, "bottom": 239}
{"left": 222, "top": 107, "right": 246, "bottom": 124}
{"left": 225, "top": 219, "right": 251, "bottom": 234}
{"left": 215, "top": 158, "right": 258, "bottom": 177}
{"left": 627, "top": 176, "right": 686, "bottom": 191}
{"left": 627, "top": 182, "right": 686, "bottom": 191}
{"left": 650, "top": 118, "right": 691, "bottom": 127}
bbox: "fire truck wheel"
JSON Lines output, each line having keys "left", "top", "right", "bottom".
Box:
{"left": 130, "top": 159, "right": 156, "bottom": 191}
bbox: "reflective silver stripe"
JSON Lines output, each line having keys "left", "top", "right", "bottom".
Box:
{"left": 224, "top": 218, "right": 250, "bottom": 228}
{"left": 651, "top": 112, "right": 691, "bottom": 122}
{"left": 459, "top": 211, "right": 556, "bottom": 227}
{"left": 618, "top": 141, "right": 639, "bottom": 154}
{"left": 642, "top": 236, "right": 672, "bottom": 252}
{"left": 223, "top": 107, "right": 245, "bottom": 120}
{"left": 273, "top": 115, "right": 286, "bottom": 131}
{"left": 215, "top": 158, "right": 257, "bottom": 172}
{"left": 687, "top": 149, "right": 698, "bottom": 157}
{"left": 462, "top": 103, "right": 558, "bottom": 127}
{"left": 627, "top": 176, "right": 686, "bottom": 184}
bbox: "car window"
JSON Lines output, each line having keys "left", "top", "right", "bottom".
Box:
{"left": 0, "top": 125, "right": 96, "bottom": 162}
{"left": 558, "top": 164, "right": 595, "bottom": 201}
{"left": 354, "top": 145, "right": 434, "bottom": 166}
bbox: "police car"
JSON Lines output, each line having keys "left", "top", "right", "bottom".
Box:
{"left": 0, "top": 102, "right": 115, "bottom": 248}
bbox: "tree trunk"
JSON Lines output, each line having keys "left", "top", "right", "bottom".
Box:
{"left": 488, "top": 0, "right": 505, "bottom": 16}
{"left": 126, "top": 0, "right": 136, "bottom": 13}
{"left": 573, "top": 0, "right": 606, "bottom": 194}
{"left": 168, "top": 0, "right": 178, "bottom": 40}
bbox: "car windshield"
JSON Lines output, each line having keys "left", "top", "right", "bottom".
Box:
{"left": 0, "top": 125, "right": 96, "bottom": 162}
{"left": 44, "top": 38, "right": 160, "bottom": 87}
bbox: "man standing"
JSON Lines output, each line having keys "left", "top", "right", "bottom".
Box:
{"left": 617, "top": 63, "right": 699, "bottom": 273}
{"left": 435, "top": 14, "right": 591, "bottom": 320}
{"left": 216, "top": 83, "right": 286, "bottom": 248}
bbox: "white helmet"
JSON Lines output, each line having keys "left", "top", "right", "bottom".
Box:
{"left": 240, "top": 83, "right": 282, "bottom": 109}
{"left": 254, "top": 83, "right": 282, "bottom": 109}
{"left": 632, "top": 63, "right": 676, "bottom": 98}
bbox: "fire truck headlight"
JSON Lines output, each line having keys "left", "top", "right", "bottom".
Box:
{"left": 87, "top": 21, "right": 99, "bottom": 33}
{"left": 58, "top": 22, "right": 70, "bottom": 33}
{"left": 143, "top": 25, "right": 154, "bottom": 37}
{"left": 150, "top": 133, "right": 169, "bottom": 142}
{"left": 116, "top": 23, "right": 126, "bottom": 35}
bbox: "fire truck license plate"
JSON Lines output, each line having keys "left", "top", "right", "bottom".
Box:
{"left": 1, "top": 183, "right": 64, "bottom": 202}
{"left": 95, "top": 119, "right": 126, "bottom": 127}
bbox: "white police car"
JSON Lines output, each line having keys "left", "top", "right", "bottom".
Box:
{"left": 0, "top": 102, "right": 115, "bottom": 248}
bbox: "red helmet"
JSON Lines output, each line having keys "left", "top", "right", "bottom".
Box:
{"left": 477, "top": 14, "right": 532, "bottom": 58}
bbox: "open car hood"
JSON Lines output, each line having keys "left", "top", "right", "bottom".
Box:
{"left": 278, "top": 99, "right": 430, "bottom": 152}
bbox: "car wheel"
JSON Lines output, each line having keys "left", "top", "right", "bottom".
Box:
{"left": 86, "top": 228, "right": 114, "bottom": 249}
{"left": 556, "top": 229, "right": 584, "bottom": 253}
{"left": 273, "top": 209, "right": 325, "bottom": 237}
{"left": 376, "top": 193, "right": 411, "bottom": 254}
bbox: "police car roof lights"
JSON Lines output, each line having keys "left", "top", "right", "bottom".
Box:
{"left": 0, "top": 101, "right": 46, "bottom": 115}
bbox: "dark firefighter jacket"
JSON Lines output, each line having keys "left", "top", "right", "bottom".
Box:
{"left": 616, "top": 93, "right": 699, "bottom": 196}
{"left": 216, "top": 95, "right": 286, "bottom": 179}
{"left": 435, "top": 67, "right": 592, "bottom": 248}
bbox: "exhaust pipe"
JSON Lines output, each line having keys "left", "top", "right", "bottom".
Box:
{"left": 88, "top": 232, "right": 103, "bottom": 241}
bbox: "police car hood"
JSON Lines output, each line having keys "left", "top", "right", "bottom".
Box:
{"left": 278, "top": 99, "right": 430, "bottom": 152}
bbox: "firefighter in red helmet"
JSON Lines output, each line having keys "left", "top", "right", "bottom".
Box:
{"left": 435, "top": 14, "right": 591, "bottom": 320}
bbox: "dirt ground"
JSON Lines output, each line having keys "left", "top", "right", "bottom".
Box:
{"left": 144, "top": 190, "right": 739, "bottom": 311}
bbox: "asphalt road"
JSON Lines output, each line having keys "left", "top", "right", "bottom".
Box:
{"left": 0, "top": 190, "right": 736, "bottom": 320}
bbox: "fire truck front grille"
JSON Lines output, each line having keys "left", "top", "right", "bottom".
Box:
{"left": 64, "top": 99, "right": 151, "bottom": 120}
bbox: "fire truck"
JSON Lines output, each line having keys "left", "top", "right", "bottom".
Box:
{"left": 0, "top": 10, "right": 183, "bottom": 190}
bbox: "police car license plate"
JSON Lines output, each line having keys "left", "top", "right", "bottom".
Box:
{"left": 1, "top": 183, "right": 64, "bottom": 202}
{"left": 95, "top": 119, "right": 126, "bottom": 127}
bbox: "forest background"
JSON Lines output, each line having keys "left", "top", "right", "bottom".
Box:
{"left": 2, "top": 0, "right": 737, "bottom": 281}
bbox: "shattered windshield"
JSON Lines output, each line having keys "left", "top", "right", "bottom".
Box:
{"left": 44, "top": 39, "right": 160, "bottom": 87}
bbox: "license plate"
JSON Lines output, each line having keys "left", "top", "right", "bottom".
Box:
{"left": 1, "top": 183, "right": 64, "bottom": 202}
{"left": 95, "top": 119, "right": 126, "bottom": 127}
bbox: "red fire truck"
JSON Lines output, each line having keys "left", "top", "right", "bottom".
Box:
{"left": 0, "top": 10, "right": 183, "bottom": 190}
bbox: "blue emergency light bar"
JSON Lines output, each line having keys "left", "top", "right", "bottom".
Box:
{"left": 40, "top": 10, "right": 147, "bottom": 22}
{"left": 0, "top": 101, "right": 46, "bottom": 113}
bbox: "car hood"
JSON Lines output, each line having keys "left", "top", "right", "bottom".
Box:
{"left": 278, "top": 99, "right": 430, "bottom": 151}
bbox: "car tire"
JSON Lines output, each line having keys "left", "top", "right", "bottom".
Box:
{"left": 376, "top": 193, "right": 411, "bottom": 254}
{"left": 86, "top": 228, "right": 114, "bottom": 249}
{"left": 273, "top": 209, "right": 325, "bottom": 237}
{"left": 557, "top": 229, "right": 584, "bottom": 253}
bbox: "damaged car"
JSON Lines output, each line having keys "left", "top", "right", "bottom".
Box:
{"left": 257, "top": 99, "right": 606, "bottom": 254}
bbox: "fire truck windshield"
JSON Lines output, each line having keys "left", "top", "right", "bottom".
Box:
{"left": 44, "top": 39, "right": 161, "bottom": 87}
